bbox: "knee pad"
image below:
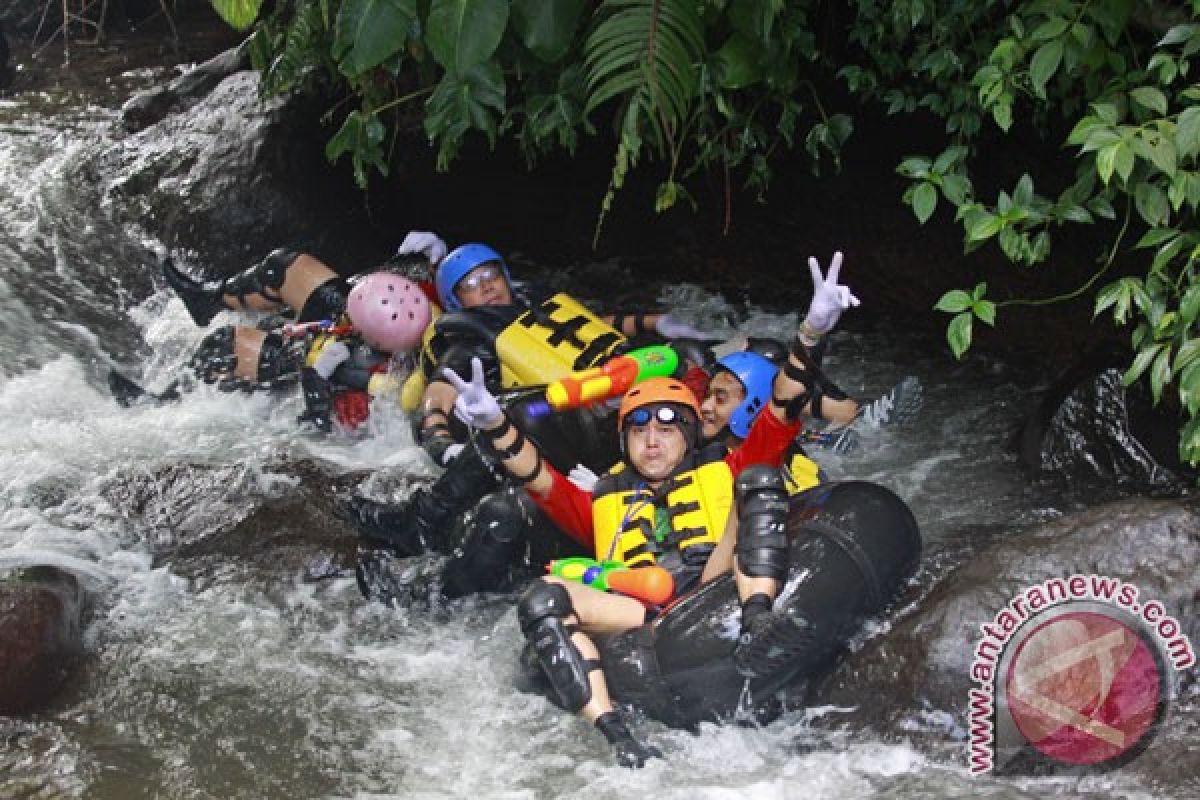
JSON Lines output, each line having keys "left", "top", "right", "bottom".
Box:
{"left": 191, "top": 325, "right": 238, "bottom": 384}
{"left": 517, "top": 580, "right": 593, "bottom": 712}
{"left": 255, "top": 332, "right": 300, "bottom": 385}
{"left": 735, "top": 465, "right": 791, "bottom": 581}
{"left": 225, "top": 248, "right": 297, "bottom": 300}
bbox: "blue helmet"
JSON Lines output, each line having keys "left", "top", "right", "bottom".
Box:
{"left": 715, "top": 351, "right": 778, "bottom": 439}
{"left": 436, "top": 243, "right": 511, "bottom": 310}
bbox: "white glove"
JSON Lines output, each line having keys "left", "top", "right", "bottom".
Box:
{"left": 440, "top": 442, "right": 466, "bottom": 466}
{"left": 312, "top": 340, "right": 351, "bottom": 380}
{"left": 804, "top": 251, "right": 860, "bottom": 335}
{"left": 443, "top": 357, "right": 505, "bottom": 430}
{"left": 655, "top": 313, "right": 722, "bottom": 341}
{"left": 397, "top": 231, "right": 448, "bottom": 265}
{"left": 567, "top": 464, "right": 599, "bottom": 493}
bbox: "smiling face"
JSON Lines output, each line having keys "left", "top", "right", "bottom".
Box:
{"left": 454, "top": 262, "right": 513, "bottom": 308}
{"left": 700, "top": 370, "right": 745, "bottom": 441}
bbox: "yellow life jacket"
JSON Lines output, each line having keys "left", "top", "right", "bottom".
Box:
{"left": 493, "top": 292, "right": 625, "bottom": 387}
{"left": 400, "top": 305, "right": 443, "bottom": 411}
{"left": 783, "top": 445, "right": 822, "bottom": 494}
{"left": 591, "top": 443, "right": 733, "bottom": 568}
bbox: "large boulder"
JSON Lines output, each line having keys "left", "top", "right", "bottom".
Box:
{"left": 0, "top": 567, "right": 86, "bottom": 714}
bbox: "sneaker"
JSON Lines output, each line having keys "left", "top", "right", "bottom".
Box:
{"left": 733, "top": 607, "right": 813, "bottom": 679}
{"left": 161, "top": 256, "right": 225, "bottom": 327}
{"left": 857, "top": 375, "right": 923, "bottom": 428}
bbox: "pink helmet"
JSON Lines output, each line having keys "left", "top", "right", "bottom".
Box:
{"left": 346, "top": 272, "right": 432, "bottom": 353}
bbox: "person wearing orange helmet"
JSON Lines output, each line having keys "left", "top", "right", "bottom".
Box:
{"left": 442, "top": 255, "right": 846, "bottom": 767}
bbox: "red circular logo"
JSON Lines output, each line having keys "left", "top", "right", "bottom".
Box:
{"left": 1004, "top": 610, "right": 1164, "bottom": 766}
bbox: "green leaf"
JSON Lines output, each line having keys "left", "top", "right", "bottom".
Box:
{"left": 1151, "top": 345, "right": 1173, "bottom": 404}
{"left": 972, "top": 281, "right": 988, "bottom": 301}
{"left": 1181, "top": 285, "right": 1200, "bottom": 329}
{"left": 897, "top": 157, "right": 932, "bottom": 179}
{"left": 974, "top": 300, "right": 997, "bottom": 326}
{"left": 1031, "top": 16, "right": 1069, "bottom": 41}
{"left": 1029, "top": 40, "right": 1063, "bottom": 98}
{"left": 1135, "top": 227, "right": 1180, "bottom": 248}
{"left": 912, "top": 182, "right": 938, "bottom": 223}
{"left": 325, "top": 110, "right": 389, "bottom": 188}
{"left": 947, "top": 312, "right": 973, "bottom": 359}
{"left": 1135, "top": 183, "right": 1170, "bottom": 227}
{"left": 993, "top": 100, "right": 1013, "bottom": 131}
{"left": 965, "top": 212, "right": 1003, "bottom": 242}
{"left": 210, "top": 0, "right": 263, "bottom": 31}
{"left": 1093, "top": 278, "right": 1128, "bottom": 318}
{"left": 427, "top": 0, "right": 510, "bottom": 75}
{"left": 1177, "top": 106, "right": 1200, "bottom": 159}
{"left": 1174, "top": 337, "right": 1200, "bottom": 374}
{"left": 334, "top": 0, "right": 416, "bottom": 75}
{"left": 1124, "top": 343, "right": 1165, "bottom": 386}
{"left": 424, "top": 60, "right": 507, "bottom": 169}
{"left": 1159, "top": 24, "right": 1200, "bottom": 47}
{"left": 512, "top": 0, "right": 586, "bottom": 63}
{"left": 713, "top": 33, "right": 762, "bottom": 89}
{"left": 1130, "top": 87, "right": 1169, "bottom": 115}
{"left": 941, "top": 173, "right": 971, "bottom": 205}
{"left": 934, "top": 289, "right": 972, "bottom": 313}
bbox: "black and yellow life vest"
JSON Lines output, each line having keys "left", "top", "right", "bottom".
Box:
{"left": 414, "top": 288, "right": 625, "bottom": 403}
{"left": 783, "top": 444, "right": 822, "bottom": 494}
{"left": 591, "top": 443, "right": 733, "bottom": 568}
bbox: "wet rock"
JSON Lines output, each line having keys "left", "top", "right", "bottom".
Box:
{"left": 808, "top": 495, "right": 1199, "bottom": 786}
{"left": 120, "top": 40, "right": 250, "bottom": 132}
{"left": 0, "top": 567, "right": 85, "bottom": 714}
{"left": 1018, "top": 367, "right": 1195, "bottom": 493}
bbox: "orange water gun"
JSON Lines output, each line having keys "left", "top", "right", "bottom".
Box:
{"left": 544, "top": 345, "right": 679, "bottom": 412}
{"left": 548, "top": 557, "right": 674, "bottom": 605}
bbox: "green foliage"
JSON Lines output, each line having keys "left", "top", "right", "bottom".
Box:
{"left": 218, "top": 0, "right": 1200, "bottom": 467}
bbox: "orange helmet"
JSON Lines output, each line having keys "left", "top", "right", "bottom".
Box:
{"left": 618, "top": 377, "right": 702, "bottom": 432}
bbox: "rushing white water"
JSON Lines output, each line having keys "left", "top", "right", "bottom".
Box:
{"left": 0, "top": 75, "right": 1180, "bottom": 800}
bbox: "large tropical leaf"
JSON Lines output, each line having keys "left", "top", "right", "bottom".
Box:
{"left": 333, "top": 0, "right": 417, "bottom": 76}
{"left": 426, "top": 0, "right": 510, "bottom": 75}
{"left": 424, "top": 60, "right": 507, "bottom": 169}
{"left": 584, "top": 0, "right": 705, "bottom": 151}
{"left": 511, "top": 0, "right": 587, "bottom": 63}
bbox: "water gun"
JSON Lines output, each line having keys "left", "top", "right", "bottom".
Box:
{"left": 282, "top": 319, "right": 354, "bottom": 339}
{"left": 548, "top": 557, "right": 674, "bottom": 605}
{"left": 544, "top": 345, "right": 679, "bottom": 412}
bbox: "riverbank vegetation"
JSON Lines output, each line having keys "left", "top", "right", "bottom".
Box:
{"left": 207, "top": 0, "right": 1200, "bottom": 466}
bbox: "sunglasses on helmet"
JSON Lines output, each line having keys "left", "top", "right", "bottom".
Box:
{"left": 456, "top": 264, "right": 505, "bottom": 292}
{"left": 625, "top": 405, "right": 684, "bottom": 428}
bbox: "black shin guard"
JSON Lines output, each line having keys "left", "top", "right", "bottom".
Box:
{"left": 441, "top": 491, "right": 530, "bottom": 598}
{"left": 222, "top": 248, "right": 297, "bottom": 304}
{"left": 297, "top": 367, "right": 333, "bottom": 432}
{"left": 517, "top": 581, "right": 593, "bottom": 712}
{"left": 255, "top": 332, "right": 300, "bottom": 387}
{"left": 734, "top": 465, "right": 790, "bottom": 582}
{"left": 191, "top": 325, "right": 238, "bottom": 384}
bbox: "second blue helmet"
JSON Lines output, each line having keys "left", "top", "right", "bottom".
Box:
{"left": 715, "top": 351, "right": 778, "bottom": 439}
{"left": 435, "top": 243, "right": 511, "bottom": 310}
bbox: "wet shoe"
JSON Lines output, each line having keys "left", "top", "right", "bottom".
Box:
{"left": 857, "top": 375, "right": 923, "bottom": 428}
{"left": 594, "top": 711, "right": 662, "bottom": 769}
{"left": 733, "top": 607, "right": 813, "bottom": 679}
{"left": 161, "top": 256, "right": 226, "bottom": 327}
{"left": 335, "top": 493, "right": 429, "bottom": 556}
